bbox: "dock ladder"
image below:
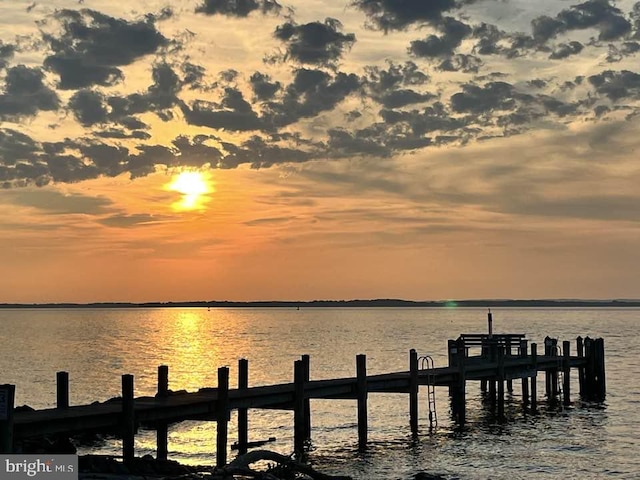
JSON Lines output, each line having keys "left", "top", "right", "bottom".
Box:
{"left": 419, "top": 355, "right": 438, "bottom": 428}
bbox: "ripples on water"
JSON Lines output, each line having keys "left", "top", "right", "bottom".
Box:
{"left": 0, "top": 307, "right": 639, "bottom": 479}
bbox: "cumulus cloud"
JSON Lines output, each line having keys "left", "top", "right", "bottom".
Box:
{"left": 195, "top": 0, "right": 281, "bottom": 17}
{"left": 0, "top": 41, "right": 15, "bottom": 69}
{"left": 0, "top": 66, "right": 59, "bottom": 120}
{"left": 273, "top": 18, "right": 356, "bottom": 65}
{"left": 42, "top": 9, "right": 168, "bottom": 89}
{"left": 352, "top": 0, "right": 457, "bottom": 31}
{"left": 532, "top": 0, "right": 632, "bottom": 44}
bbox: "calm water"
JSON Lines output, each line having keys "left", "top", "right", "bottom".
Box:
{"left": 0, "top": 307, "right": 638, "bottom": 479}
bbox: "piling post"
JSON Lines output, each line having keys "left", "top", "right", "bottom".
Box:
{"left": 237, "top": 359, "right": 249, "bottom": 455}
{"left": 520, "top": 340, "right": 529, "bottom": 405}
{"left": 302, "top": 354, "right": 311, "bottom": 442}
{"left": 0, "top": 384, "right": 15, "bottom": 453}
{"left": 356, "top": 354, "right": 368, "bottom": 451}
{"left": 595, "top": 338, "right": 606, "bottom": 400}
{"left": 156, "top": 365, "right": 169, "bottom": 461}
{"left": 584, "top": 337, "right": 594, "bottom": 399}
{"left": 409, "top": 349, "right": 419, "bottom": 436}
{"left": 447, "top": 340, "right": 456, "bottom": 397}
{"left": 497, "top": 346, "right": 505, "bottom": 419}
{"left": 530, "top": 343, "right": 538, "bottom": 412}
{"left": 453, "top": 338, "right": 466, "bottom": 425}
{"left": 551, "top": 338, "right": 559, "bottom": 399}
{"left": 576, "top": 336, "right": 585, "bottom": 397}
{"left": 56, "top": 371, "right": 69, "bottom": 409}
{"left": 562, "top": 341, "right": 571, "bottom": 406}
{"left": 122, "top": 374, "right": 135, "bottom": 466}
{"left": 216, "top": 367, "right": 230, "bottom": 468}
{"left": 293, "top": 359, "right": 306, "bottom": 456}
{"left": 544, "top": 336, "right": 552, "bottom": 398}
{"left": 480, "top": 379, "right": 487, "bottom": 392}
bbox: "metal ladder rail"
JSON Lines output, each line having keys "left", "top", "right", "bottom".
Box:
{"left": 419, "top": 355, "right": 438, "bottom": 428}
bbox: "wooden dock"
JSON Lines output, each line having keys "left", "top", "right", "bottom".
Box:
{"left": 0, "top": 332, "right": 606, "bottom": 467}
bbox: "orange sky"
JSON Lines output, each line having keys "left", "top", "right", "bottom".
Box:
{"left": 1, "top": 0, "right": 640, "bottom": 302}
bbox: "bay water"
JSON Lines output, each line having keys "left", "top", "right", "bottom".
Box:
{"left": 0, "top": 307, "right": 638, "bottom": 479}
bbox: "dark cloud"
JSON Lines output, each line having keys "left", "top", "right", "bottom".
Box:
{"left": 532, "top": 0, "right": 632, "bottom": 44}
{"left": 0, "top": 129, "right": 40, "bottom": 169}
{"left": 219, "top": 135, "right": 312, "bottom": 168}
{"left": 327, "top": 127, "right": 391, "bottom": 157}
{"left": 550, "top": 41, "right": 584, "bottom": 59}
{"left": 274, "top": 18, "right": 356, "bottom": 65}
{"left": 472, "top": 23, "right": 507, "bottom": 55}
{"left": 106, "top": 63, "right": 181, "bottom": 123}
{"left": 409, "top": 17, "right": 471, "bottom": 58}
{"left": 588, "top": 70, "right": 640, "bottom": 101}
{"left": 172, "top": 135, "right": 222, "bottom": 167}
{"left": 377, "top": 89, "right": 436, "bottom": 108}
{"left": 365, "top": 62, "right": 433, "bottom": 107}
{"left": 249, "top": 72, "right": 282, "bottom": 101}
{"left": 450, "top": 82, "right": 531, "bottom": 114}
{"left": 181, "top": 87, "right": 263, "bottom": 131}
{"left": 0, "top": 41, "right": 15, "bottom": 69}
{"left": 262, "top": 68, "right": 362, "bottom": 128}
{"left": 605, "top": 41, "right": 640, "bottom": 62}
{"left": 43, "top": 9, "right": 168, "bottom": 89}
{"left": 195, "top": 0, "right": 281, "bottom": 17}
{"left": 352, "top": 0, "right": 456, "bottom": 31}
{"left": 0, "top": 65, "right": 59, "bottom": 119}
{"left": 380, "top": 102, "right": 466, "bottom": 138}
{"left": 438, "top": 54, "right": 482, "bottom": 73}
{"left": 365, "top": 61, "right": 429, "bottom": 94}
{"left": 68, "top": 90, "right": 108, "bottom": 126}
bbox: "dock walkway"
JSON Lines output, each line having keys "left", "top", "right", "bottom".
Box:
{"left": 1, "top": 333, "right": 606, "bottom": 467}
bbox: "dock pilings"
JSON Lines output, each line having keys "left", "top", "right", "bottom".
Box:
{"left": 1, "top": 333, "right": 607, "bottom": 464}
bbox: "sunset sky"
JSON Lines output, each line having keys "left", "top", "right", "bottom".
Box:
{"left": 1, "top": 0, "right": 640, "bottom": 303}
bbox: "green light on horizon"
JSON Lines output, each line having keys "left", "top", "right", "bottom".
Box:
{"left": 444, "top": 300, "right": 458, "bottom": 308}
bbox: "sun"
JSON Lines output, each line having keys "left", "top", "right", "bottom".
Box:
{"left": 167, "top": 171, "right": 213, "bottom": 211}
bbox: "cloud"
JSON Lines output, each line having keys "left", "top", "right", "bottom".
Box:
{"left": 68, "top": 90, "right": 108, "bottom": 126}
{"left": 195, "top": 0, "right": 281, "bottom": 17}
{"left": 250, "top": 72, "right": 282, "bottom": 101}
{"left": 1, "top": 188, "right": 112, "bottom": 214}
{"left": 262, "top": 68, "right": 362, "bottom": 128}
{"left": 352, "top": 0, "right": 457, "bottom": 31}
{"left": 549, "top": 41, "right": 584, "bottom": 59}
{"left": 181, "top": 87, "right": 263, "bottom": 131}
{"left": 450, "top": 81, "right": 526, "bottom": 114}
{"left": 42, "top": 9, "right": 168, "bottom": 89}
{"left": 98, "top": 213, "right": 166, "bottom": 227}
{"left": 0, "top": 41, "right": 15, "bottom": 69}
{"left": 409, "top": 16, "right": 471, "bottom": 58}
{"left": 588, "top": 69, "right": 640, "bottom": 101}
{"left": 273, "top": 18, "right": 356, "bottom": 65}
{"left": 0, "top": 65, "right": 59, "bottom": 120}
{"left": 532, "top": 0, "right": 632, "bottom": 44}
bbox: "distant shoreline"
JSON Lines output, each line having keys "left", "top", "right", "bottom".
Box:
{"left": 1, "top": 299, "right": 640, "bottom": 308}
